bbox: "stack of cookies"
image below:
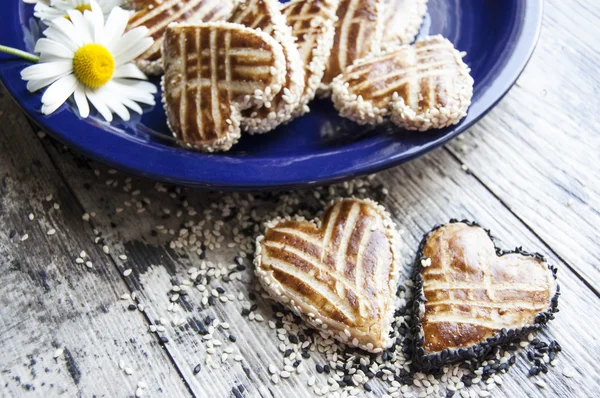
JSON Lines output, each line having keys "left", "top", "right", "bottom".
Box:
{"left": 125, "top": 0, "right": 474, "bottom": 152}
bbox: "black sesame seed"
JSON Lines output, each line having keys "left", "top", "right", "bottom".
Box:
{"left": 288, "top": 335, "right": 299, "bottom": 344}
{"left": 208, "top": 296, "right": 216, "bottom": 306}
{"left": 364, "top": 383, "right": 372, "bottom": 392}
{"left": 293, "top": 360, "right": 301, "bottom": 368}
{"left": 229, "top": 335, "right": 237, "bottom": 343}
{"left": 236, "top": 265, "right": 246, "bottom": 271}
{"left": 323, "top": 365, "right": 331, "bottom": 374}
{"left": 284, "top": 349, "right": 293, "bottom": 358}
{"left": 301, "top": 352, "right": 310, "bottom": 359}
{"left": 241, "top": 308, "right": 250, "bottom": 316}
{"left": 216, "top": 287, "right": 225, "bottom": 294}
{"left": 248, "top": 292, "right": 256, "bottom": 301}
{"left": 250, "top": 304, "right": 258, "bottom": 312}
{"left": 127, "top": 304, "right": 137, "bottom": 311}
{"left": 316, "top": 365, "right": 323, "bottom": 374}
{"left": 160, "top": 336, "right": 169, "bottom": 344}
{"left": 193, "top": 364, "right": 202, "bottom": 374}
{"left": 9, "top": 230, "right": 16, "bottom": 239}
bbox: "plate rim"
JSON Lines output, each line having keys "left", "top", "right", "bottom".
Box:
{"left": 0, "top": 0, "right": 544, "bottom": 190}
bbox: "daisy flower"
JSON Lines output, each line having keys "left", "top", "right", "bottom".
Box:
{"left": 21, "top": 1, "right": 156, "bottom": 122}
{"left": 34, "top": 0, "right": 124, "bottom": 24}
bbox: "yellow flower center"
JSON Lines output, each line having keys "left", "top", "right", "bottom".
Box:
{"left": 75, "top": 4, "right": 92, "bottom": 13}
{"left": 72, "top": 43, "right": 115, "bottom": 89}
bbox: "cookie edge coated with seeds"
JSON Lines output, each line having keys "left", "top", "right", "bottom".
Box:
{"left": 235, "top": 0, "right": 306, "bottom": 134}
{"left": 408, "top": 219, "right": 560, "bottom": 373}
{"left": 253, "top": 197, "right": 403, "bottom": 353}
{"left": 161, "top": 21, "right": 287, "bottom": 152}
{"left": 282, "top": 0, "right": 339, "bottom": 119}
{"left": 389, "top": 35, "right": 473, "bottom": 131}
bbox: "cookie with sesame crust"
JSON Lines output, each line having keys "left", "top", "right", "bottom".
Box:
{"left": 331, "top": 35, "right": 473, "bottom": 129}
{"left": 161, "top": 22, "right": 287, "bottom": 152}
{"left": 381, "top": 0, "right": 428, "bottom": 48}
{"left": 228, "top": 0, "right": 305, "bottom": 134}
{"left": 126, "top": 0, "right": 234, "bottom": 75}
{"left": 281, "top": 0, "right": 339, "bottom": 118}
{"left": 254, "top": 197, "right": 403, "bottom": 353}
{"left": 320, "top": 0, "right": 386, "bottom": 93}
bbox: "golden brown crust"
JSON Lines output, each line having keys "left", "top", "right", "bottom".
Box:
{"left": 282, "top": 0, "right": 339, "bottom": 117}
{"left": 127, "top": 0, "right": 233, "bottom": 75}
{"left": 321, "top": 0, "right": 385, "bottom": 88}
{"left": 228, "top": 0, "right": 305, "bottom": 133}
{"left": 254, "top": 198, "right": 402, "bottom": 352}
{"left": 161, "top": 22, "right": 287, "bottom": 152}
{"left": 419, "top": 223, "right": 557, "bottom": 353}
{"left": 331, "top": 35, "right": 473, "bottom": 128}
{"left": 381, "top": 0, "right": 428, "bottom": 46}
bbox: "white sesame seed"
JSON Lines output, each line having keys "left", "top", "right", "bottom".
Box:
{"left": 535, "top": 380, "right": 547, "bottom": 388}
{"left": 135, "top": 387, "right": 144, "bottom": 397}
{"left": 47, "top": 228, "right": 56, "bottom": 236}
{"left": 85, "top": 261, "right": 93, "bottom": 269}
{"left": 280, "top": 371, "right": 291, "bottom": 379}
{"left": 268, "top": 364, "right": 278, "bottom": 374}
{"left": 20, "top": 234, "right": 28, "bottom": 241}
{"left": 53, "top": 348, "right": 63, "bottom": 358}
{"left": 562, "top": 367, "right": 576, "bottom": 378}
{"left": 125, "top": 367, "right": 134, "bottom": 375}
{"left": 28, "top": 213, "right": 34, "bottom": 221}
{"left": 123, "top": 269, "right": 132, "bottom": 276}
{"left": 119, "top": 254, "right": 128, "bottom": 260}
{"left": 103, "top": 245, "right": 110, "bottom": 254}
{"left": 234, "top": 355, "right": 243, "bottom": 362}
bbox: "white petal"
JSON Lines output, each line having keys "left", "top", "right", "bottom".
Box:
{"left": 50, "top": 17, "right": 85, "bottom": 48}
{"left": 85, "top": 88, "right": 113, "bottom": 122}
{"left": 73, "top": 84, "right": 90, "bottom": 118}
{"left": 85, "top": 2, "right": 106, "bottom": 42}
{"left": 66, "top": 10, "right": 93, "bottom": 43}
{"left": 120, "top": 97, "right": 143, "bottom": 115}
{"left": 34, "top": 38, "right": 74, "bottom": 59}
{"left": 21, "top": 61, "right": 73, "bottom": 81}
{"left": 40, "top": 74, "right": 79, "bottom": 115}
{"left": 43, "top": 24, "right": 80, "bottom": 52}
{"left": 113, "top": 36, "right": 153, "bottom": 66}
{"left": 110, "top": 27, "right": 149, "bottom": 58}
{"left": 113, "top": 63, "right": 147, "bottom": 80}
{"left": 26, "top": 71, "right": 71, "bottom": 93}
{"left": 102, "top": 7, "right": 129, "bottom": 49}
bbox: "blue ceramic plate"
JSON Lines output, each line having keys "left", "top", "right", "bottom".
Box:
{"left": 0, "top": 0, "right": 542, "bottom": 189}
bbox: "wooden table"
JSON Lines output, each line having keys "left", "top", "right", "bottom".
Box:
{"left": 1, "top": 1, "right": 598, "bottom": 397}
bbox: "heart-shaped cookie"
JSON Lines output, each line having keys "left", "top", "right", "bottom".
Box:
{"left": 162, "top": 22, "right": 287, "bottom": 152}
{"left": 282, "top": 0, "right": 339, "bottom": 117}
{"left": 321, "top": 0, "right": 385, "bottom": 89}
{"left": 254, "top": 198, "right": 402, "bottom": 353}
{"left": 331, "top": 35, "right": 473, "bottom": 129}
{"left": 126, "top": 0, "right": 234, "bottom": 75}
{"left": 381, "top": 0, "right": 428, "bottom": 47}
{"left": 228, "top": 0, "right": 305, "bottom": 133}
{"left": 410, "top": 221, "right": 559, "bottom": 372}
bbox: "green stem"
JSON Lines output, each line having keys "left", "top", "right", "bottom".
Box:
{"left": 0, "top": 45, "right": 39, "bottom": 63}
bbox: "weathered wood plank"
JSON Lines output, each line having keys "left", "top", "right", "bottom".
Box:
{"left": 446, "top": 0, "right": 600, "bottom": 290}
{"left": 40, "top": 130, "right": 600, "bottom": 398}
{"left": 0, "top": 89, "right": 190, "bottom": 397}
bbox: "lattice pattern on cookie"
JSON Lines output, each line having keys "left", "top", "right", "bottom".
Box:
{"left": 321, "top": 0, "right": 385, "bottom": 89}
{"left": 162, "top": 22, "right": 287, "bottom": 152}
{"left": 255, "top": 198, "right": 402, "bottom": 352}
{"left": 381, "top": 0, "right": 428, "bottom": 47}
{"left": 228, "top": 0, "right": 305, "bottom": 133}
{"left": 331, "top": 35, "right": 473, "bottom": 129}
{"left": 282, "top": 0, "right": 339, "bottom": 117}
{"left": 127, "top": 0, "right": 233, "bottom": 75}
{"left": 419, "top": 223, "right": 557, "bottom": 353}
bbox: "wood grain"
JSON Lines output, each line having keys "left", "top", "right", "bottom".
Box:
{"left": 0, "top": 89, "right": 191, "bottom": 397}
{"left": 39, "top": 131, "right": 600, "bottom": 397}
{"left": 446, "top": 0, "right": 600, "bottom": 291}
